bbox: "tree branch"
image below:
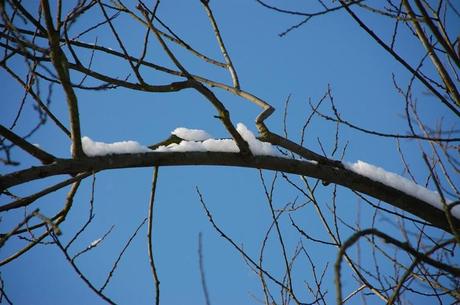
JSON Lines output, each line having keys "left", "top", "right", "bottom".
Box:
{"left": 147, "top": 166, "right": 160, "bottom": 305}
{"left": 40, "top": 0, "right": 84, "bottom": 158}
{"left": 0, "top": 124, "right": 56, "bottom": 164}
{"left": 1, "top": 151, "right": 458, "bottom": 233}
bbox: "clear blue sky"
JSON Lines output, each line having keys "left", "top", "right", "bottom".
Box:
{"left": 1, "top": 1, "right": 458, "bottom": 305}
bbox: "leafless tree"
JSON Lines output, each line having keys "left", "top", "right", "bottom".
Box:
{"left": 0, "top": 1, "right": 459, "bottom": 304}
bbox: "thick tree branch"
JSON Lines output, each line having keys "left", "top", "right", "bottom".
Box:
{"left": 1, "top": 151, "right": 458, "bottom": 233}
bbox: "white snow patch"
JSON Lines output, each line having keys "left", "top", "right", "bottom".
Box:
{"left": 77, "top": 124, "right": 276, "bottom": 156}
{"left": 90, "top": 238, "right": 102, "bottom": 247}
{"left": 155, "top": 138, "right": 239, "bottom": 153}
{"left": 172, "top": 127, "right": 212, "bottom": 141}
{"left": 32, "top": 143, "right": 40, "bottom": 148}
{"left": 155, "top": 123, "right": 277, "bottom": 156}
{"left": 81, "top": 136, "right": 151, "bottom": 156}
{"left": 345, "top": 160, "right": 460, "bottom": 219}
{"left": 236, "top": 123, "right": 277, "bottom": 156}
{"left": 203, "top": 138, "right": 240, "bottom": 152}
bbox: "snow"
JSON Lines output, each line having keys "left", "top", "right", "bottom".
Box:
{"left": 81, "top": 136, "right": 150, "bottom": 156}
{"left": 172, "top": 127, "right": 212, "bottom": 141}
{"left": 77, "top": 130, "right": 459, "bottom": 220}
{"left": 345, "top": 160, "right": 460, "bottom": 219}
{"left": 90, "top": 238, "right": 102, "bottom": 247}
{"left": 155, "top": 123, "right": 277, "bottom": 156}
{"left": 236, "top": 123, "right": 277, "bottom": 156}
{"left": 155, "top": 138, "right": 239, "bottom": 153}
{"left": 78, "top": 123, "right": 276, "bottom": 156}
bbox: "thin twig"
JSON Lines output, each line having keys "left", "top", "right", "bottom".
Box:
{"left": 200, "top": 0, "right": 240, "bottom": 89}
{"left": 198, "top": 232, "right": 211, "bottom": 305}
{"left": 0, "top": 180, "right": 81, "bottom": 266}
{"left": 147, "top": 166, "right": 160, "bottom": 305}
{"left": 99, "top": 217, "right": 147, "bottom": 292}
{"left": 52, "top": 232, "right": 116, "bottom": 305}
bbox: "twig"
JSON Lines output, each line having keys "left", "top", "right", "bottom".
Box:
{"left": 66, "top": 173, "right": 97, "bottom": 251}
{"left": 334, "top": 229, "right": 459, "bottom": 304}
{"left": 0, "top": 208, "right": 39, "bottom": 248}
{"left": 0, "top": 172, "right": 91, "bottom": 212}
{"left": 72, "top": 226, "right": 114, "bottom": 261}
{"left": 198, "top": 232, "right": 211, "bottom": 305}
{"left": 0, "top": 180, "right": 81, "bottom": 266}
{"left": 97, "top": 0, "right": 145, "bottom": 84}
{"left": 52, "top": 232, "right": 116, "bottom": 304}
{"left": 99, "top": 217, "right": 147, "bottom": 292}
{"left": 200, "top": 0, "right": 240, "bottom": 89}
{"left": 137, "top": 6, "right": 252, "bottom": 157}
{"left": 147, "top": 166, "right": 160, "bottom": 305}
{"left": 402, "top": 0, "right": 460, "bottom": 106}
{"left": 0, "top": 124, "right": 55, "bottom": 164}
{"left": 196, "top": 187, "right": 291, "bottom": 293}
{"left": 414, "top": 0, "right": 460, "bottom": 69}
{"left": 259, "top": 170, "right": 301, "bottom": 305}
{"left": 1, "top": 64, "right": 71, "bottom": 137}
{"left": 338, "top": 0, "right": 460, "bottom": 117}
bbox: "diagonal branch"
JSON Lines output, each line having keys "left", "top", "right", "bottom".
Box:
{"left": 0, "top": 124, "right": 56, "bottom": 164}
{"left": 413, "top": 0, "right": 460, "bottom": 69}
{"left": 137, "top": 5, "right": 252, "bottom": 157}
{"left": 338, "top": 0, "right": 460, "bottom": 117}
{"left": 403, "top": 0, "right": 460, "bottom": 106}
{"left": 0, "top": 172, "right": 91, "bottom": 212}
{"left": 112, "top": 1, "right": 227, "bottom": 67}
{"left": 1, "top": 53, "right": 71, "bottom": 138}
{"left": 52, "top": 232, "right": 116, "bottom": 305}
{"left": 0, "top": 180, "right": 81, "bottom": 266}
{"left": 1, "top": 25, "right": 275, "bottom": 129}
{"left": 97, "top": 0, "right": 145, "bottom": 84}
{"left": 200, "top": 0, "right": 240, "bottom": 89}
{"left": 40, "top": 0, "right": 84, "bottom": 158}
{"left": 334, "top": 229, "right": 459, "bottom": 304}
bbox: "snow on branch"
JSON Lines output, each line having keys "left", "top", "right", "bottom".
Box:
{"left": 78, "top": 123, "right": 277, "bottom": 157}
{"left": 81, "top": 137, "right": 151, "bottom": 156}
{"left": 155, "top": 123, "right": 278, "bottom": 156}
{"left": 345, "top": 160, "right": 460, "bottom": 219}
{"left": 171, "top": 128, "right": 212, "bottom": 141}
{"left": 154, "top": 137, "right": 238, "bottom": 153}
{"left": 77, "top": 126, "right": 457, "bottom": 221}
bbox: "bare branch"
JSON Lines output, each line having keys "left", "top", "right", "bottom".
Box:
{"left": 147, "top": 166, "right": 160, "bottom": 305}
{"left": 200, "top": 0, "right": 240, "bottom": 89}
{"left": 40, "top": 0, "right": 84, "bottom": 157}
{"left": 0, "top": 124, "right": 56, "bottom": 164}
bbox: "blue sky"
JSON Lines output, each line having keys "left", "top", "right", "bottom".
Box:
{"left": 1, "top": 1, "right": 458, "bottom": 305}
